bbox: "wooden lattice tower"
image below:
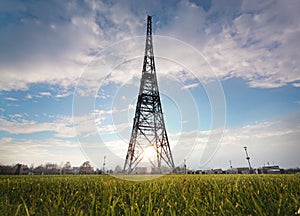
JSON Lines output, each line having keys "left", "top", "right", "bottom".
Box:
{"left": 123, "top": 16, "right": 175, "bottom": 173}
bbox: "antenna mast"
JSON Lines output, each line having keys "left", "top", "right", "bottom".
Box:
{"left": 123, "top": 16, "right": 175, "bottom": 174}
{"left": 244, "top": 146, "right": 253, "bottom": 173}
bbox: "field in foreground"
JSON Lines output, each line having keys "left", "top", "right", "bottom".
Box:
{"left": 0, "top": 174, "right": 299, "bottom": 215}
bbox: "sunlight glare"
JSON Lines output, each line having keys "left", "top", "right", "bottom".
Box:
{"left": 143, "top": 146, "right": 157, "bottom": 160}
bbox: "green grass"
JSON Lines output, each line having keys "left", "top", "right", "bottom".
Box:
{"left": 0, "top": 174, "right": 299, "bottom": 215}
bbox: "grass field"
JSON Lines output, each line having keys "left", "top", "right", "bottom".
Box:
{"left": 0, "top": 174, "right": 299, "bottom": 215}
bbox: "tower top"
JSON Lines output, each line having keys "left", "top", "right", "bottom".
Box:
{"left": 146, "top": 15, "right": 152, "bottom": 36}
{"left": 143, "top": 15, "right": 155, "bottom": 75}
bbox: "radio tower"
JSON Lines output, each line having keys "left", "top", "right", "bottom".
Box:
{"left": 123, "top": 16, "right": 175, "bottom": 174}
{"left": 244, "top": 146, "right": 253, "bottom": 174}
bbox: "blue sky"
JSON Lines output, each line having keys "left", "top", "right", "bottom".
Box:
{"left": 0, "top": 0, "right": 299, "bottom": 170}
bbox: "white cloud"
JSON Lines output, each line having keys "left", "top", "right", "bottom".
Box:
{"left": 292, "top": 83, "right": 300, "bottom": 87}
{"left": 6, "top": 104, "right": 20, "bottom": 107}
{"left": 0, "top": 116, "right": 75, "bottom": 138}
{"left": 97, "top": 122, "right": 130, "bottom": 135}
{"left": 206, "top": 114, "right": 300, "bottom": 169}
{"left": 0, "top": 0, "right": 299, "bottom": 169}
{"left": 152, "top": 112, "right": 300, "bottom": 169}
{"left": 0, "top": 137, "right": 85, "bottom": 166}
{"left": 4, "top": 97, "right": 18, "bottom": 101}
{"left": 25, "top": 94, "right": 32, "bottom": 99}
{"left": 0, "top": 112, "right": 114, "bottom": 139}
{"left": 128, "top": 103, "right": 135, "bottom": 110}
{"left": 0, "top": 0, "right": 143, "bottom": 91}
{"left": 205, "top": 1, "right": 300, "bottom": 88}
{"left": 39, "top": 92, "right": 51, "bottom": 97}
{"left": 181, "top": 83, "right": 199, "bottom": 90}
{"left": 86, "top": 112, "right": 300, "bottom": 169}
{"left": 55, "top": 92, "right": 71, "bottom": 98}
{"left": 9, "top": 113, "right": 23, "bottom": 119}
{"left": 0, "top": 0, "right": 299, "bottom": 92}
{"left": 157, "top": 0, "right": 300, "bottom": 88}
{"left": 0, "top": 111, "right": 299, "bottom": 169}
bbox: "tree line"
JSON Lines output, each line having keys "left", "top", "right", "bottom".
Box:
{"left": 0, "top": 161, "right": 114, "bottom": 175}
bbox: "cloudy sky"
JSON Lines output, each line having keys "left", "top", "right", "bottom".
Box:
{"left": 0, "top": 0, "right": 299, "bottom": 170}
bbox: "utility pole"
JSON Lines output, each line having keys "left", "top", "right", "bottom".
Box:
{"left": 103, "top": 156, "right": 106, "bottom": 174}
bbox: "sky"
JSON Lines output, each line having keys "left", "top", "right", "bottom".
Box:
{"left": 0, "top": 0, "right": 299, "bottom": 170}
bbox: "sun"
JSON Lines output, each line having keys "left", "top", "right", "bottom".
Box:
{"left": 143, "top": 146, "right": 157, "bottom": 160}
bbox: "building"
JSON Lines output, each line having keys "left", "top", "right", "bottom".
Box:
{"left": 257, "top": 165, "right": 283, "bottom": 174}
{"left": 232, "top": 167, "right": 251, "bottom": 174}
{"left": 134, "top": 167, "right": 155, "bottom": 174}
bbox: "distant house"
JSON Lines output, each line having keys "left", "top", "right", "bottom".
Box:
{"left": 284, "top": 168, "right": 300, "bottom": 174}
{"left": 257, "top": 165, "right": 283, "bottom": 174}
{"left": 212, "top": 169, "right": 224, "bottom": 174}
{"left": 226, "top": 169, "right": 238, "bottom": 174}
{"left": 72, "top": 167, "right": 80, "bottom": 175}
{"left": 194, "top": 170, "right": 202, "bottom": 174}
{"left": 134, "top": 166, "right": 154, "bottom": 174}
{"left": 202, "top": 169, "right": 224, "bottom": 174}
{"left": 232, "top": 167, "right": 250, "bottom": 174}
